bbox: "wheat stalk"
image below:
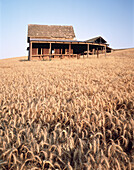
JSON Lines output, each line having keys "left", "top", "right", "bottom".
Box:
{"left": 0, "top": 52, "right": 133, "bottom": 169}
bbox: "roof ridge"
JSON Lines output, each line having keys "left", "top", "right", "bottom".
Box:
{"left": 28, "top": 24, "right": 73, "bottom": 27}
{"left": 85, "top": 36, "right": 107, "bottom": 43}
{"left": 28, "top": 24, "right": 76, "bottom": 39}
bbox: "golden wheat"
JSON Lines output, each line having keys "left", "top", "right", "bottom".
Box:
{"left": 0, "top": 50, "right": 134, "bottom": 169}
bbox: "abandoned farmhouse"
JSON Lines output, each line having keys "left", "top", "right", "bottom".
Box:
{"left": 27, "top": 24, "right": 111, "bottom": 60}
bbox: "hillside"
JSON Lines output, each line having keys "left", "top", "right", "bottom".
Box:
{"left": 0, "top": 49, "right": 134, "bottom": 169}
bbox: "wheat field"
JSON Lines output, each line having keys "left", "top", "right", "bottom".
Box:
{"left": 0, "top": 49, "right": 134, "bottom": 170}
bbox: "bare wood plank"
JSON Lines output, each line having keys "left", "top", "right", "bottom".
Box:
{"left": 97, "top": 48, "right": 99, "bottom": 58}
{"left": 49, "top": 43, "right": 51, "bottom": 59}
{"left": 31, "top": 41, "right": 106, "bottom": 49}
{"left": 29, "top": 41, "right": 32, "bottom": 61}
{"left": 105, "top": 45, "right": 106, "bottom": 57}
{"left": 87, "top": 44, "right": 89, "bottom": 58}
{"left": 93, "top": 49, "right": 95, "bottom": 55}
{"left": 69, "top": 43, "right": 71, "bottom": 58}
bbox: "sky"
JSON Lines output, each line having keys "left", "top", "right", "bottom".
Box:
{"left": 0, "top": 0, "right": 134, "bottom": 59}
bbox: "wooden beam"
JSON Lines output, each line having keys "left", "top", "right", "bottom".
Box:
{"left": 41, "top": 48, "right": 42, "bottom": 55}
{"left": 93, "top": 49, "right": 95, "bottom": 55}
{"left": 69, "top": 43, "right": 71, "bottom": 58}
{"left": 41, "top": 48, "right": 43, "bottom": 60}
{"left": 105, "top": 45, "right": 106, "bottom": 57}
{"left": 77, "top": 54, "right": 80, "bottom": 59}
{"left": 49, "top": 43, "right": 51, "bottom": 59}
{"left": 87, "top": 44, "right": 89, "bottom": 58}
{"left": 29, "top": 41, "right": 32, "bottom": 61}
{"left": 31, "top": 40, "right": 106, "bottom": 47}
{"left": 97, "top": 48, "right": 99, "bottom": 58}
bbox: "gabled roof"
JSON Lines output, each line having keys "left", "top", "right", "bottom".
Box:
{"left": 85, "top": 36, "right": 107, "bottom": 44}
{"left": 28, "top": 24, "right": 76, "bottom": 39}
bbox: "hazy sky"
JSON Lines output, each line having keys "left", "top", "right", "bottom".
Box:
{"left": 0, "top": 0, "right": 134, "bottom": 59}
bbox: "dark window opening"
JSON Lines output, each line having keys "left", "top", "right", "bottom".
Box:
{"left": 62, "top": 48, "right": 65, "bottom": 54}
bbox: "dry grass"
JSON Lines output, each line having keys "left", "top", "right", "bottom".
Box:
{"left": 0, "top": 49, "right": 134, "bottom": 169}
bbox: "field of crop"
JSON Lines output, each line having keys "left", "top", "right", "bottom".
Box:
{"left": 0, "top": 49, "right": 134, "bottom": 169}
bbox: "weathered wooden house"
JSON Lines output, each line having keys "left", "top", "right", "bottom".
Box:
{"left": 85, "top": 36, "right": 112, "bottom": 53}
{"left": 27, "top": 24, "right": 111, "bottom": 60}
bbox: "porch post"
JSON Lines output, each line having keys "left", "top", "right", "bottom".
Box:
{"left": 87, "top": 44, "right": 89, "bottom": 58}
{"left": 41, "top": 48, "right": 42, "bottom": 55}
{"left": 105, "top": 45, "right": 106, "bottom": 57}
{"left": 29, "top": 41, "right": 32, "bottom": 61}
{"left": 49, "top": 43, "right": 51, "bottom": 60}
{"left": 93, "top": 49, "right": 95, "bottom": 55}
{"left": 97, "top": 48, "right": 99, "bottom": 58}
{"left": 69, "top": 43, "right": 71, "bottom": 58}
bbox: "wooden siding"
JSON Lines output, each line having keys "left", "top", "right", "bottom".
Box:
{"left": 42, "top": 48, "right": 49, "bottom": 54}
{"left": 65, "top": 48, "right": 73, "bottom": 54}
{"left": 32, "top": 48, "right": 38, "bottom": 55}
